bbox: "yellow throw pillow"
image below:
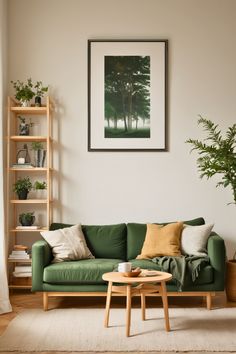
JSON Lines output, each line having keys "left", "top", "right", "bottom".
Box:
{"left": 136, "top": 222, "right": 183, "bottom": 259}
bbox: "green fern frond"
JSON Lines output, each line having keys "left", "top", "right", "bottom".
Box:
{"left": 186, "top": 117, "right": 236, "bottom": 205}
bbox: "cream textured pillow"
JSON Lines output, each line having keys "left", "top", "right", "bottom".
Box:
{"left": 41, "top": 224, "right": 94, "bottom": 263}
{"left": 136, "top": 222, "right": 183, "bottom": 259}
{"left": 181, "top": 223, "right": 214, "bottom": 256}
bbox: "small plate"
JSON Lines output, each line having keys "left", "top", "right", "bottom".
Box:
{"left": 141, "top": 270, "right": 160, "bottom": 277}
{"left": 122, "top": 270, "right": 141, "bottom": 277}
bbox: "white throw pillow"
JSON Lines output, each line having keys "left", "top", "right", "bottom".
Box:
{"left": 181, "top": 223, "right": 214, "bottom": 256}
{"left": 41, "top": 224, "right": 94, "bottom": 263}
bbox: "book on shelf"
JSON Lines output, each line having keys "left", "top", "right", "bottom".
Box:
{"left": 9, "top": 249, "right": 30, "bottom": 259}
{"left": 11, "top": 250, "right": 28, "bottom": 255}
{"left": 13, "top": 272, "right": 32, "bottom": 277}
{"left": 13, "top": 265, "right": 32, "bottom": 277}
{"left": 16, "top": 225, "right": 40, "bottom": 230}
{"left": 9, "top": 254, "right": 30, "bottom": 259}
{"left": 14, "top": 265, "right": 32, "bottom": 272}
{"left": 11, "top": 163, "right": 34, "bottom": 168}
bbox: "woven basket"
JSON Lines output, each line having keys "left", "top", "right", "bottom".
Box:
{"left": 226, "top": 260, "right": 236, "bottom": 301}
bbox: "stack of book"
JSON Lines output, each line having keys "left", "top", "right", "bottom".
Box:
{"left": 9, "top": 245, "right": 30, "bottom": 260}
{"left": 16, "top": 225, "right": 40, "bottom": 230}
{"left": 11, "top": 163, "right": 34, "bottom": 169}
{"left": 13, "top": 265, "right": 32, "bottom": 278}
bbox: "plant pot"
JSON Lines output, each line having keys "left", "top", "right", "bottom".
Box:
{"left": 34, "top": 149, "right": 42, "bottom": 167}
{"left": 35, "top": 189, "right": 47, "bottom": 199}
{"left": 34, "top": 149, "right": 46, "bottom": 167}
{"left": 19, "top": 214, "right": 35, "bottom": 226}
{"left": 20, "top": 100, "right": 30, "bottom": 107}
{"left": 226, "top": 260, "right": 236, "bottom": 301}
{"left": 17, "top": 190, "right": 28, "bottom": 200}
{"left": 35, "top": 96, "right": 41, "bottom": 107}
{"left": 19, "top": 123, "right": 30, "bottom": 136}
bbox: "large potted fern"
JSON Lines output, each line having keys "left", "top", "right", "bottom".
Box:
{"left": 186, "top": 116, "right": 236, "bottom": 301}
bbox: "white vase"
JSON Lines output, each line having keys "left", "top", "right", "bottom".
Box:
{"left": 36, "top": 189, "right": 47, "bottom": 199}
{"left": 20, "top": 100, "right": 30, "bottom": 107}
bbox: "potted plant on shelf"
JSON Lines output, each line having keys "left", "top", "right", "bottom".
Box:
{"left": 11, "top": 78, "right": 34, "bottom": 107}
{"left": 34, "top": 81, "right": 48, "bottom": 107}
{"left": 31, "top": 142, "right": 46, "bottom": 167}
{"left": 19, "top": 212, "right": 35, "bottom": 226}
{"left": 18, "top": 116, "right": 33, "bottom": 136}
{"left": 186, "top": 116, "right": 236, "bottom": 301}
{"left": 33, "top": 180, "right": 47, "bottom": 199}
{"left": 13, "top": 176, "right": 32, "bottom": 200}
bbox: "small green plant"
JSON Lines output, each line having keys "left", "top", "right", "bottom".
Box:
{"left": 33, "top": 180, "right": 47, "bottom": 190}
{"left": 13, "top": 177, "right": 32, "bottom": 193}
{"left": 19, "top": 212, "right": 35, "bottom": 226}
{"left": 34, "top": 81, "right": 48, "bottom": 97}
{"left": 31, "top": 142, "right": 43, "bottom": 150}
{"left": 13, "top": 176, "right": 32, "bottom": 200}
{"left": 18, "top": 116, "right": 33, "bottom": 126}
{"left": 186, "top": 116, "right": 236, "bottom": 205}
{"left": 11, "top": 78, "right": 34, "bottom": 102}
{"left": 19, "top": 212, "right": 34, "bottom": 220}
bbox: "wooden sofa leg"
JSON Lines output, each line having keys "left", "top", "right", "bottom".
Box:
{"left": 206, "top": 293, "right": 212, "bottom": 310}
{"left": 43, "top": 292, "right": 48, "bottom": 311}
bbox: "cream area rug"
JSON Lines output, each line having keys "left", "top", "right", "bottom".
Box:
{"left": 0, "top": 307, "right": 236, "bottom": 352}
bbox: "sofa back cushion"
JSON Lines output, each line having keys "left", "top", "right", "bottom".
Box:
{"left": 82, "top": 224, "right": 127, "bottom": 259}
{"left": 127, "top": 217, "right": 205, "bottom": 260}
{"left": 50, "top": 223, "right": 127, "bottom": 260}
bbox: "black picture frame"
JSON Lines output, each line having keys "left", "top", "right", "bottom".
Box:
{"left": 88, "top": 39, "right": 168, "bottom": 151}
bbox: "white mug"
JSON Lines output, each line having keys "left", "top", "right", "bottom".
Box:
{"left": 118, "top": 262, "right": 132, "bottom": 272}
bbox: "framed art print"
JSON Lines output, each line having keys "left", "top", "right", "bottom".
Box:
{"left": 88, "top": 39, "right": 168, "bottom": 151}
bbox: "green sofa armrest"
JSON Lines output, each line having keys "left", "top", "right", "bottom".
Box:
{"left": 32, "top": 240, "right": 53, "bottom": 291}
{"left": 207, "top": 232, "right": 226, "bottom": 290}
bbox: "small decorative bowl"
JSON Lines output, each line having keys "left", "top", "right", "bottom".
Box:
{"left": 122, "top": 270, "right": 142, "bottom": 277}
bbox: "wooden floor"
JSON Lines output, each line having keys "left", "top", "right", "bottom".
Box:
{"left": 0, "top": 290, "right": 236, "bottom": 354}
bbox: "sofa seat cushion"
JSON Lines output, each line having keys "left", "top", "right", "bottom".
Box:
{"left": 130, "top": 258, "right": 162, "bottom": 271}
{"left": 130, "top": 259, "right": 214, "bottom": 286}
{"left": 189, "top": 265, "right": 213, "bottom": 285}
{"left": 43, "top": 259, "right": 122, "bottom": 284}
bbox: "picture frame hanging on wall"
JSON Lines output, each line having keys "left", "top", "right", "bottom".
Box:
{"left": 88, "top": 39, "right": 168, "bottom": 151}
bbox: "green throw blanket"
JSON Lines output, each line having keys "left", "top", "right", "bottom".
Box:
{"left": 152, "top": 255, "right": 210, "bottom": 291}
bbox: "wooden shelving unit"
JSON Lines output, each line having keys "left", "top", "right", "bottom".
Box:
{"left": 6, "top": 96, "right": 54, "bottom": 289}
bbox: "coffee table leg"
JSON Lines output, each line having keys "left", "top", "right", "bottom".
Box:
{"left": 126, "top": 285, "right": 132, "bottom": 337}
{"left": 104, "top": 281, "right": 113, "bottom": 327}
{"left": 141, "top": 293, "right": 146, "bottom": 320}
{"left": 161, "top": 281, "right": 170, "bottom": 331}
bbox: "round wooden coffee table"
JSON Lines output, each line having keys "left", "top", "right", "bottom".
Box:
{"left": 102, "top": 270, "right": 172, "bottom": 337}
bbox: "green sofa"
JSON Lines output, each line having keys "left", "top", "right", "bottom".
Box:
{"left": 32, "top": 217, "right": 226, "bottom": 310}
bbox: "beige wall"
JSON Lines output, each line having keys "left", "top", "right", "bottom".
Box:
{"left": 8, "top": 0, "right": 236, "bottom": 256}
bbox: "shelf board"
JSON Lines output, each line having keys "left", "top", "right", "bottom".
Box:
{"left": 10, "top": 199, "right": 49, "bottom": 204}
{"left": 9, "top": 285, "right": 32, "bottom": 289}
{"left": 9, "top": 167, "right": 52, "bottom": 172}
{"left": 8, "top": 258, "right": 32, "bottom": 263}
{"left": 10, "top": 135, "right": 50, "bottom": 142}
{"left": 11, "top": 106, "right": 47, "bottom": 114}
{"left": 10, "top": 227, "right": 48, "bottom": 233}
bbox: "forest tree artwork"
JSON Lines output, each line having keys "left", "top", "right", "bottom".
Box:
{"left": 88, "top": 40, "right": 167, "bottom": 151}
{"left": 104, "top": 56, "right": 150, "bottom": 138}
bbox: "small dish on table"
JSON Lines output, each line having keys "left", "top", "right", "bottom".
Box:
{"left": 122, "top": 270, "right": 141, "bottom": 277}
